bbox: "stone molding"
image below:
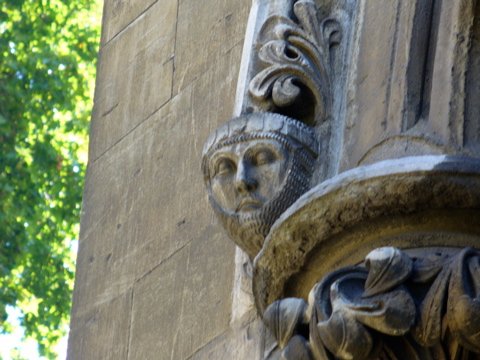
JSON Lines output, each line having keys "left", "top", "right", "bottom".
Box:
{"left": 253, "top": 155, "right": 480, "bottom": 311}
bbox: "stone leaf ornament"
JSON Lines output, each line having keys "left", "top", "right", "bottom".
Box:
{"left": 249, "top": 0, "right": 341, "bottom": 125}
{"left": 263, "top": 247, "right": 480, "bottom": 359}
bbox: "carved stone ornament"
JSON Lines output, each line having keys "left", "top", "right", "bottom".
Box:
{"left": 199, "top": 0, "right": 480, "bottom": 358}
{"left": 201, "top": 0, "right": 339, "bottom": 259}
{"left": 253, "top": 155, "right": 480, "bottom": 359}
{"left": 253, "top": 156, "right": 480, "bottom": 311}
{"left": 202, "top": 112, "right": 318, "bottom": 259}
{"left": 249, "top": 0, "right": 340, "bottom": 125}
{"left": 263, "top": 247, "right": 480, "bottom": 360}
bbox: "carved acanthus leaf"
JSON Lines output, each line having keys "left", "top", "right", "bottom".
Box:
{"left": 364, "top": 247, "right": 413, "bottom": 297}
{"left": 264, "top": 298, "right": 308, "bottom": 349}
{"left": 315, "top": 271, "right": 416, "bottom": 359}
{"left": 263, "top": 247, "right": 480, "bottom": 360}
{"left": 249, "top": 0, "right": 340, "bottom": 125}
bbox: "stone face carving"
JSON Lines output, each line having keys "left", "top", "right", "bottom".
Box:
{"left": 249, "top": 0, "right": 340, "bottom": 126}
{"left": 263, "top": 247, "right": 480, "bottom": 360}
{"left": 202, "top": 112, "right": 318, "bottom": 259}
{"left": 201, "top": 0, "right": 340, "bottom": 259}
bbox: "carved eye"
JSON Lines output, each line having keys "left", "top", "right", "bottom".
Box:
{"left": 214, "top": 158, "right": 235, "bottom": 177}
{"left": 255, "top": 150, "right": 275, "bottom": 166}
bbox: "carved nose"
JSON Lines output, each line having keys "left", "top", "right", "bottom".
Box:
{"left": 235, "top": 161, "right": 257, "bottom": 194}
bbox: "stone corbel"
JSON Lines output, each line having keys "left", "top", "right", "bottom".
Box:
{"left": 263, "top": 246, "right": 480, "bottom": 359}
{"left": 201, "top": 0, "right": 343, "bottom": 260}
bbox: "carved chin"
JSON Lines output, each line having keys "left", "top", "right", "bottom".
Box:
{"left": 207, "top": 196, "right": 278, "bottom": 258}
{"left": 216, "top": 207, "right": 276, "bottom": 260}
{"left": 211, "top": 175, "right": 309, "bottom": 259}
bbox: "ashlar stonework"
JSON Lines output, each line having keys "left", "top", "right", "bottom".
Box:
{"left": 69, "top": 0, "right": 480, "bottom": 359}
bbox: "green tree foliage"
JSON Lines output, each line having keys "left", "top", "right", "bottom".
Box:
{"left": 0, "top": 0, "right": 100, "bottom": 357}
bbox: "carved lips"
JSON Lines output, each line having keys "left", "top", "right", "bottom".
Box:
{"left": 236, "top": 196, "right": 263, "bottom": 212}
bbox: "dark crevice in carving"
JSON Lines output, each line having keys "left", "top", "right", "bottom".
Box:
{"left": 464, "top": 0, "right": 480, "bottom": 153}
{"left": 419, "top": 0, "right": 443, "bottom": 122}
{"left": 274, "top": 81, "right": 316, "bottom": 126}
{"left": 403, "top": 0, "right": 436, "bottom": 131}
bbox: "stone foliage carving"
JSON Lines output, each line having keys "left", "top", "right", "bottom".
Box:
{"left": 249, "top": 0, "right": 341, "bottom": 125}
{"left": 263, "top": 247, "right": 480, "bottom": 359}
{"left": 202, "top": 112, "right": 318, "bottom": 259}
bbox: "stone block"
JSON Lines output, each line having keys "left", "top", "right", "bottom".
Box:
{"left": 127, "top": 229, "right": 235, "bottom": 359}
{"left": 170, "top": 230, "right": 235, "bottom": 359}
{"left": 101, "top": 0, "right": 157, "bottom": 45}
{"left": 67, "top": 290, "right": 132, "bottom": 360}
{"left": 173, "top": 0, "right": 249, "bottom": 94}
{"left": 72, "top": 39, "right": 243, "bottom": 330}
{"left": 187, "top": 319, "right": 266, "bottom": 360}
{"left": 70, "top": 0, "right": 253, "bottom": 357}
{"left": 127, "top": 245, "right": 189, "bottom": 360}
{"left": 90, "top": 0, "right": 177, "bottom": 161}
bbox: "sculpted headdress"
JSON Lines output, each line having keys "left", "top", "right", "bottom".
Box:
{"left": 202, "top": 112, "right": 319, "bottom": 182}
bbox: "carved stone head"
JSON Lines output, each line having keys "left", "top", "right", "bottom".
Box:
{"left": 202, "top": 112, "right": 318, "bottom": 259}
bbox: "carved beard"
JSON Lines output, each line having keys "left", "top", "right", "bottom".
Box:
{"left": 209, "top": 156, "right": 311, "bottom": 259}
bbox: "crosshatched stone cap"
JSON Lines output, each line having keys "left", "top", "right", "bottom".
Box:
{"left": 202, "top": 112, "right": 319, "bottom": 158}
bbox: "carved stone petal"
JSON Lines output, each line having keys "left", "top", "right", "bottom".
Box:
{"left": 330, "top": 270, "right": 415, "bottom": 336}
{"left": 412, "top": 266, "right": 451, "bottom": 347}
{"left": 448, "top": 295, "right": 480, "bottom": 352}
{"left": 264, "top": 344, "right": 282, "bottom": 360}
{"left": 307, "top": 269, "right": 369, "bottom": 359}
{"left": 447, "top": 249, "right": 480, "bottom": 352}
{"left": 411, "top": 253, "right": 449, "bottom": 283}
{"left": 354, "top": 289, "right": 416, "bottom": 336}
{"left": 281, "top": 335, "right": 312, "bottom": 360}
{"left": 308, "top": 303, "right": 332, "bottom": 360}
{"left": 317, "top": 311, "right": 373, "bottom": 360}
{"left": 363, "top": 247, "right": 413, "bottom": 297}
{"left": 258, "top": 14, "right": 297, "bottom": 45}
{"left": 293, "top": 0, "right": 319, "bottom": 38}
{"left": 264, "top": 298, "right": 308, "bottom": 349}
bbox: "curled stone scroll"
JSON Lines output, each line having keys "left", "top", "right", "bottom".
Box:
{"left": 249, "top": 0, "right": 340, "bottom": 126}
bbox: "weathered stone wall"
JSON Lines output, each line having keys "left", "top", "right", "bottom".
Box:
{"left": 67, "top": 0, "right": 254, "bottom": 358}
{"left": 69, "top": 0, "right": 480, "bottom": 358}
